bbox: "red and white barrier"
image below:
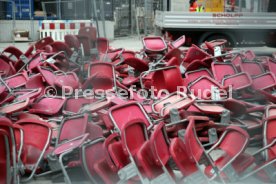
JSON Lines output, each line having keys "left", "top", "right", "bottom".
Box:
{"left": 39, "top": 20, "right": 93, "bottom": 41}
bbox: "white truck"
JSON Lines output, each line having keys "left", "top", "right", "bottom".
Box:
{"left": 154, "top": 0, "right": 276, "bottom": 46}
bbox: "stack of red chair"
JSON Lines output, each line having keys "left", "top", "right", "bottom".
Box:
{"left": 1, "top": 27, "right": 276, "bottom": 184}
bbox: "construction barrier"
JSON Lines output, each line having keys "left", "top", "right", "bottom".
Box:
{"left": 39, "top": 20, "right": 93, "bottom": 41}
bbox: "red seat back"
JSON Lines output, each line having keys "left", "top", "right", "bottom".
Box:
{"left": 143, "top": 36, "right": 167, "bottom": 54}
{"left": 150, "top": 122, "right": 170, "bottom": 166}
{"left": 50, "top": 41, "right": 73, "bottom": 56}
{"left": 88, "top": 62, "right": 115, "bottom": 91}
{"left": 35, "top": 37, "right": 54, "bottom": 50}
{"left": 268, "top": 59, "right": 276, "bottom": 75}
{"left": 183, "top": 44, "right": 211, "bottom": 63}
{"left": 170, "top": 138, "right": 198, "bottom": 176}
{"left": 0, "top": 129, "right": 10, "bottom": 184}
{"left": 82, "top": 137, "right": 106, "bottom": 183}
{"left": 121, "top": 119, "right": 148, "bottom": 156}
{"left": 252, "top": 72, "right": 276, "bottom": 90}
{"left": 137, "top": 141, "right": 163, "bottom": 179}
{"left": 29, "top": 96, "right": 66, "bottom": 115}
{"left": 57, "top": 114, "right": 88, "bottom": 144}
{"left": 109, "top": 102, "right": 152, "bottom": 132}
{"left": 97, "top": 38, "right": 109, "bottom": 54}
{"left": 152, "top": 66, "right": 183, "bottom": 93}
{"left": 188, "top": 76, "right": 223, "bottom": 100}
{"left": 63, "top": 96, "right": 95, "bottom": 114}
{"left": 16, "top": 118, "right": 51, "bottom": 167}
{"left": 240, "top": 61, "right": 264, "bottom": 76}
{"left": 64, "top": 34, "right": 80, "bottom": 50}
{"left": 222, "top": 72, "right": 252, "bottom": 90}
{"left": 185, "top": 68, "right": 213, "bottom": 84}
{"left": 264, "top": 116, "right": 276, "bottom": 160}
{"left": 185, "top": 117, "right": 207, "bottom": 162}
{"left": 211, "top": 62, "right": 237, "bottom": 82}
{"left": 218, "top": 126, "right": 249, "bottom": 157}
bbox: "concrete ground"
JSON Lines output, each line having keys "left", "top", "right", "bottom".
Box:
{"left": 1, "top": 37, "right": 275, "bottom": 184}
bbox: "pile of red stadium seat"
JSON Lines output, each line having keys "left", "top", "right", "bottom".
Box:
{"left": 1, "top": 26, "right": 276, "bottom": 184}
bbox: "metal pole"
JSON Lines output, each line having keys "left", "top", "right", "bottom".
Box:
{"left": 58, "top": 0, "right": 61, "bottom": 19}
{"left": 12, "top": 1, "right": 15, "bottom": 44}
{"left": 100, "top": 0, "right": 107, "bottom": 38}
{"left": 29, "top": 0, "right": 34, "bottom": 41}
{"left": 144, "top": 0, "right": 147, "bottom": 35}
{"left": 74, "top": 0, "right": 77, "bottom": 19}
{"left": 92, "top": 0, "right": 100, "bottom": 37}
{"left": 83, "top": 0, "right": 86, "bottom": 19}
{"left": 163, "top": 0, "right": 167, "bottom": 11}
{"left": 42, "top": 2, "right": 47, "bottom": 20}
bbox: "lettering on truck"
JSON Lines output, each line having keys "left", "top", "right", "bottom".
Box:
{"left": 213, "top": 13, "right": 243, "bottom": 18}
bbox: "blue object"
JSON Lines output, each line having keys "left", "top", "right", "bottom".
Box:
{"left": 6, "top": 0, "right": 34, "bottom": 20}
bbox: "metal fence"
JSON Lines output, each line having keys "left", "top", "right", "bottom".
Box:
{"left": 42, "top": 0, "right": 88, "bottom": 20}
{"left": 0, "top": 0, "right": 162, "bottom": 41}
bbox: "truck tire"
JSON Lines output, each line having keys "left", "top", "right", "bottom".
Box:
{"left": 198, "top": 32, "right": 236, "bottom": 48}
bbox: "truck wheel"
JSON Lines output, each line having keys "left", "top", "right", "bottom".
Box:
{"left": 198, "top": 33, "right": 236, "bottom": 48}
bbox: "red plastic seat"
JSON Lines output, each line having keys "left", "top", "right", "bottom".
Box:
{"left": 15, "top": 118, "right": 52, "bottom": 182}
{"left": 107, "top": 48, "right": 125, "bottom": 63}
{"left": 64, "top": 34, "right": 80, "bottom": 51}
{"left": 183, "top": 44, "right": 211, "bottom": 64}
{"left": 170, "top": 35, "right": 185, "bottom": 49}
{"left": 88, "top": 62, "right": 116, "bottom": 91}
{"left": 241, "top": 115, "right": 276, "bottom": 182}
{"left": 123, "top": 57, "right": 149, "bottom": 72}
{"left": 29, "top": 96, "right": 66, "bottom": 116}
{"left": 240, "top": 61, "right": 264, "bottom": 76}
{"left": 268, "top": 59, "right": 276, "bottom": 75}
{"left": 222, "top": 72, "right": 252, "bottom": 91}
{"left": 35, "top": 37, "right": 54, "bottom": 51}
{"left": 97, "top": 37, "right": 109, "bottom": 54}
{"left": 45, "top": 114, "right": 90, "bottom": 183}
{"left": 211, "top": 62, "right": 237, "bottom": 82}
{"left": 0, "top": 129, "right": 12, "bottom": 184}
{"left": 0, "top": 98, "right": 30, "bottom": 114}
{"left": 252, "top": 72, "right": 276, "bottom": 90}
{"left": 50, "top": 41, "right": 73, "bottom": 56}
{"left": 109, "top": 102, "right": 152, "bottom": 132}
{"left": 146, "top": 122, "right": 175, "bottom": 182}
{"left": 0, "top": 117, "right": 20, "bottom": 183}
{"left": 54, "top": 71, "right": 80, "bottom": 91}
{"left": 170, "top": 138, "right": 199, "bottom": 177}
{"left": 185, "top": 68, "right": 213, "bottom": 84}
{"left": 77, "top": 26, "right": 97, "bottom": 56}
{"left": 0, "top": 58, "right": 14, "bottom": 77}
{"left": 0, "top": 129, "right": 13, "bottom": 183}
{"left": 164, "top": 48, "right": 183, "bottom": 66}
{"left": 185, "top": 116, "right": 252, "bottom": 182}
{"left": 63, "top": 95, "right": 96, "bottom": 114}
{"left": 120, "top": 119, "right": 149, "bottom": 182}
{"left": 201, "top": 39, "right": 227, "bottom": 55}
{"left": 94, "top": 157, "right": 120, "bottom": 184}
{"left": 105, "top": 134, "right": 129, "bottom": 171}
{"left": 4, "top": 72, "right": 29, "bottom": 89}
{"left": 25, "top": 74, "right": 46, "bottom": 92}
{"left": 82, "top": 137, "right": 117, "bottom": 183}
{"left": 143, "top": 36, "right": 167, "bottom": 54}
{"left": 56, "top": 114, "right": 88, "bottom": 145}
{"left": 37, "top": 66, "right": 56, "bottom": 86}
{"left": 151, "top": 66, "right": 183, "bottom": 94}
{"left": 243, "top": 50, "right": 256, "bottom": 61}
{"left": 0, "top": 46, "right": 23, "bottom": 62}
{"left": 152, "top": 92, "right": 194, "bottom": 117}
{"left": 188, "top": 76, "right": 225, "bottom": 100}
